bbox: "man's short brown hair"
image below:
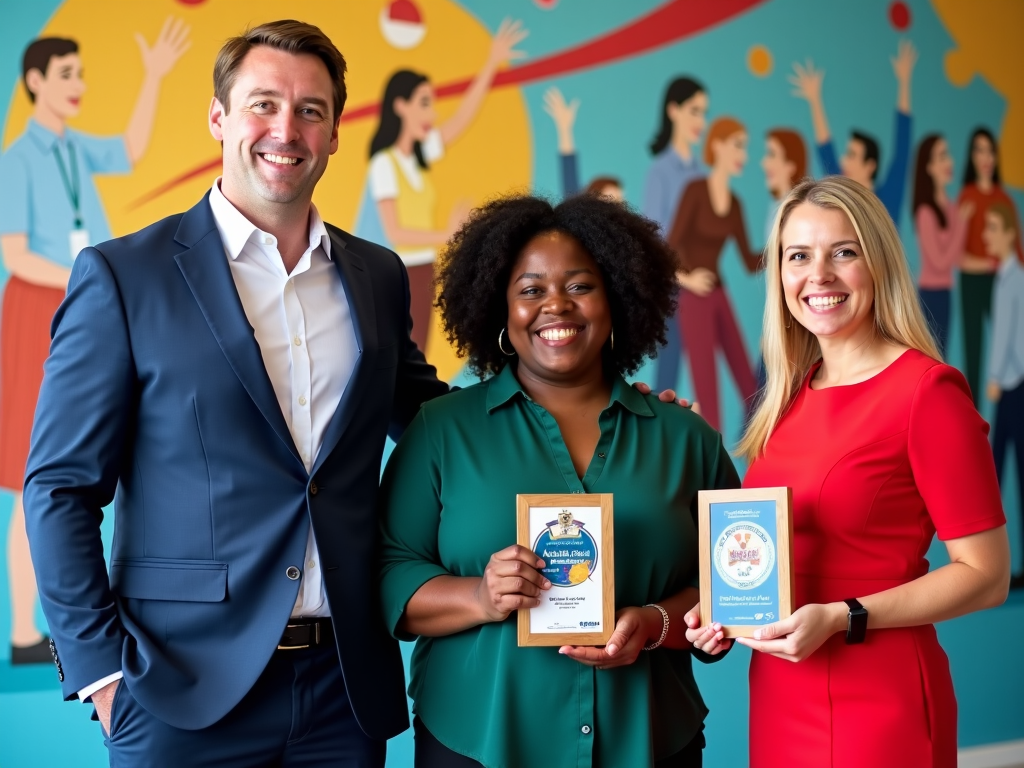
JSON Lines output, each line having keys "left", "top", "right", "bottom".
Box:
{"left": 213, "top": 20, "right": 347, "bottom": 121}
{"left": 22, "top": 37, "right": 78, "bottom": 103}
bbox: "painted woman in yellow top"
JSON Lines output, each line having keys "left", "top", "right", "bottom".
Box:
{"left": 367, "top": 19, "right": 527, "bottom": 381}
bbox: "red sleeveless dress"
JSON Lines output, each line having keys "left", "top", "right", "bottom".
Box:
{"left": 743, "top": 350, "right": 1005, "bottom": 767}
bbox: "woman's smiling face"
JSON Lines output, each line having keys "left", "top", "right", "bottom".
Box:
{"left": 780, "top": 203, "right": 875, "bottom": 342}
{"left": 505, "top": 231, "right": 612, "bottom": 385}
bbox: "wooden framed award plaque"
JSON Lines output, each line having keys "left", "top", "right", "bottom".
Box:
{"left": 516, "top": 493, "right": 615, "bottom": 647}
{"left": 698, "top": 487, "right": 794, "bottom": 639}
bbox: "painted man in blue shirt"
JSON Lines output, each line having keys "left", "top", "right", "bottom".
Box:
{"left": 790, "top": 40, "right": 917, "bottom": 230}
{"left": 0, "top": 20, "right": 189, "bottom": 665}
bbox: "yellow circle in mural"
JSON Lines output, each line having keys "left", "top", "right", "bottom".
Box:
{"left": 747, "top": 44, "right": 773, "bottom": 78}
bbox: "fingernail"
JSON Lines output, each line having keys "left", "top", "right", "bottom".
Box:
{"left": 606, "top": 644, "right": 617, "bottom": 655}
{"left": 753, "top": 630, "right": 762, "bottom": 640}
{"left": 543, "top": 580, "right": 551, "bottom": 588}
{"left": 558, "top": 648, "right": 568, "bottom": 655}
{"left": 713, "top": 623, "right": 721, "bottom": 631}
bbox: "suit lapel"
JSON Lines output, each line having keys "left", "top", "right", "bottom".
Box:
{"left": 313, "top": 230, "right": 378, "bottom": 475}
{"left": 173, "top": 198, "right": 302, "bottom": 465}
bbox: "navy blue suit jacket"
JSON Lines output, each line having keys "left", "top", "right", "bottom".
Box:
{"left": 24, "top": 194, "right": 448, "bottom": 736}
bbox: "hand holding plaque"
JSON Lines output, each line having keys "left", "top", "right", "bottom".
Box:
{"left": 477, "top": 545, "right": 551, "bottom": 622}
{"left": 698, "top": 487, "right": 794, "bottom": 638}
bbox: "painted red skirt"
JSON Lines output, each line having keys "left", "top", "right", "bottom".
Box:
{"left": 0, "top": 276, "right": 65, "bottom": 491}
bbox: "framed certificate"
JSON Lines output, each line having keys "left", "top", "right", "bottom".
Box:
{"left": 698, "top": 487, "right": 794, "bottom": 638}
{"left": 516, "top": 494, "right": 615, "bottom": 647}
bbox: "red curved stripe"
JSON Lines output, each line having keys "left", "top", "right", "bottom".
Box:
{"left": 128, "top": 0, "right": 764, "bottom": 210}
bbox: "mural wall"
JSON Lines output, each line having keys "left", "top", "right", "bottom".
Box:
{"left": 0, "top": 0, "right": 1021, "bottom": 765}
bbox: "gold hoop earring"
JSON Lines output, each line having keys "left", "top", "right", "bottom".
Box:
{"left": 610, "top": 329, "right": 615, "bottom": 351}
{"left": 498, "top": 327, "right": 516, "bottom": 356}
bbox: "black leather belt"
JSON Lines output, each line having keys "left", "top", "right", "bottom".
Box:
{"left": 278, "top": 618, "right": 334, "bottom": 650}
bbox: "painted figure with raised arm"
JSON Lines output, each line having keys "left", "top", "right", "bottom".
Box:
{"left": 543, "top": 87, "right": 623, "bottom": 201}
{"left": 790, "top": 41, "right": 916, "bottom": 227}
{"left": 366, "top": 19, "right": 527, "bottom": 363}
{"left": 0, "top": 18, "right": 189, "bottom": 666}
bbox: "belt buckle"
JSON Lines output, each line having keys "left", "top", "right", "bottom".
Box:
{"left": 277, "top": 621, "right": 319, "bottom": 651}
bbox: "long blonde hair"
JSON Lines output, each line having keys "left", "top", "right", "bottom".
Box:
{"left": 737, "top": 176, "right": 940, "bottom": 462}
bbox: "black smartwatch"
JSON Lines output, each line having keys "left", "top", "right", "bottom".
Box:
{"left": 844, "top": 598, "right": 868, "bottom": 644}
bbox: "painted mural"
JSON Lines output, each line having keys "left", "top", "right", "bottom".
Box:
{"left": 0, "top": 0, "right": 1020, "bottom": 766}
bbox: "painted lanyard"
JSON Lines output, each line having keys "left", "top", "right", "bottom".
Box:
{"left": 53, "top": 141, "right": 82, "bottom": 229}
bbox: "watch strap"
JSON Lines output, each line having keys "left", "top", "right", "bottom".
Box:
{"left": 844, "top": 598, "right": 868, "bottom": 644}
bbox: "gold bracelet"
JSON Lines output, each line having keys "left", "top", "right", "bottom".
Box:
{"left": 642, "top": 603, "right": 669, "bottom": 651}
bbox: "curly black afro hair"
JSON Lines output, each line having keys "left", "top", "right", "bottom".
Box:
{"left": 434, "top": 193, "right": 678, "bottom": 379}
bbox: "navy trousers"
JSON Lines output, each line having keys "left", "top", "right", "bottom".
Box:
{"left": 104, "top": 644, "right": 386, "bottom": 767}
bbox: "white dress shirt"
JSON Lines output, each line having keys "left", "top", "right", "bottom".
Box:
{"left": 78, "top": 181, "right": 356, "bottom": 703}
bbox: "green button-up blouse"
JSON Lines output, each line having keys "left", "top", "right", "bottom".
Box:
{"left": 379, "top": 366, "right": 740, "bottom": 768}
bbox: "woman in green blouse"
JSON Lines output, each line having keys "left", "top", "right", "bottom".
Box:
{"left": 379, "top": 194, "right": 739, "bottom": 768}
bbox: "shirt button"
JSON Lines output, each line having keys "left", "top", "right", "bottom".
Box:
{"left": 307, "top": 560, "right": 316, "bottom": 569}
{"left": 598, "top": 453, "right": 606, "bottom": 458}
{"left": 298, "top": 395, "right": 307, "bottom": 406}
{"left": 286, "top": 566, "right": 300, "bottom": 580}
{"left": 581, "top": 725, "right": 592, "bottom": 735}
{"left": 310, "top": 481, "right": 318, "bottom": 496}
{"left": 294, "top": 336, "right": 302, "bottom": 346}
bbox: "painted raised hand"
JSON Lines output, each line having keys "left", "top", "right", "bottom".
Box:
{"left": 543, "top": 87, "right": 579, "bottom": 136}
{"left": 789, "top": 59, "right": 824, "bottom": 103}
{"left": 488, "top": 18, "right": 529, "bottom": 67}
{"left": 891, "top": 39, "right": 918, "bottom": 85}
{"left": 136, "top": 16, "right": 191, "bottom": 81}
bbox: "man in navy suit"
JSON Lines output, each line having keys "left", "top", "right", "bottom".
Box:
{"left": 24, "top": 19, "right": 447, "bottom": 766}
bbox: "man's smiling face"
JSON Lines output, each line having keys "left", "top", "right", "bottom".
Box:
{"left": 209, "top": 45, "right": 338, "bottom": 214}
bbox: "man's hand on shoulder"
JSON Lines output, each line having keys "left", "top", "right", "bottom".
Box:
{"left": 631, "top": 382, "right": 702, "bottom": 417}
{"left": 91, "top": 679, "right": 120, "bottom": 736}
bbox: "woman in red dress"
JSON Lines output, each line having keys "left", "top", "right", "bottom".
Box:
{"left": 722, "top": 176, "right": 1008, "bottom": 767}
